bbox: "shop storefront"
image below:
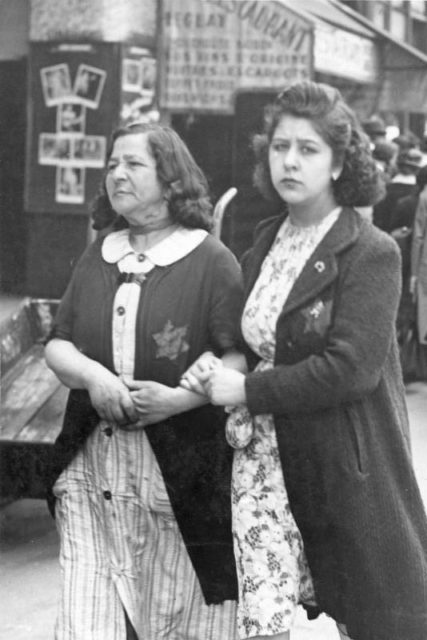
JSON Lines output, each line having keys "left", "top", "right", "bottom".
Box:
{"left": 158, "top": 0, "right": 314, "bottom": 257}
{"left": 326, "top": 0, "right": 427, "bottom": 139}
{"left": 3, "top": 0, "right": 427, "bottom": 297}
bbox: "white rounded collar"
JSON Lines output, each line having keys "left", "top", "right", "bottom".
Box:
{"left": 102, "top": 226, "right": 208, "bottom": 266}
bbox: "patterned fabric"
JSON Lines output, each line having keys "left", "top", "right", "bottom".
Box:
{"left": 228, "top": 210, "right": 340, "bottom": 638}
{"left": 53, "top": 228, "right": 237, "bottom": 640}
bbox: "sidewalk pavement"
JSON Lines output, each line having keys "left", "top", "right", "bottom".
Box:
{"left": 1, "top": 382, "right": 426, "bottom": 640}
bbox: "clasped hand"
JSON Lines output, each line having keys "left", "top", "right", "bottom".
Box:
{"left": 180, "top": 351, "right": 246, "bottom": 406}
{"left": 86, "top": 367, "right": 184, "bottom": 430}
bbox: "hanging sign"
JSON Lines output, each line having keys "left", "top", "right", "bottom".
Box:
{"left": 160, "top": 0, "right": 313, "bottom": 113}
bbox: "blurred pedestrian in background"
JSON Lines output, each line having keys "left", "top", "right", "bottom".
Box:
{"left": 372, "top": 139, "right": 398, "bottom": 181}
{"left": 373, "top": 147, "right": 423, "bottom": 232}
{"left": 45, "top": 122, "right": 243, "bottom": 640}
{"left": 362, "top": 114, "right": 387, "bottom": 148}
{"left": 182, "top": 81, "right": 427, "bottom": 640}
{"left": 392, "top": 130, "right": 421, "bottom": 153}
{"left": 392, "top": 167, "right": 427, "bottom": 381}
{"left": 410, "top": 166, "right": 427, "bottom": 350}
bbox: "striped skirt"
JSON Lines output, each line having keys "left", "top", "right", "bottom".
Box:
{"left": 53, "top": 421, "right": 237, "bottom": 640}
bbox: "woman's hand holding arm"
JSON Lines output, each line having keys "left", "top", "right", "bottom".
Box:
{"left": 179, "top": 351, "right": 220, "bottom": 395}
{"left": 45, "top": 338, "right": 138, "bottom": 425}
{"left": 125, "top": 380, "right": 208, "bottom": 428}
{"left": 180, "top": 349, "right": 248, "bottom": 395}
{"left": 205, "top": 367, "right": 247, "bottom": 406}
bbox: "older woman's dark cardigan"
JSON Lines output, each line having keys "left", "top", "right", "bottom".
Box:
{"left": 46, "top": 233, "right": 242, "bottom": 605}
{"left": 242, "top": 208, "right": 427, "bottom": 640}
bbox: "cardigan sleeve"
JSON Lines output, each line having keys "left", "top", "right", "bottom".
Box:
{"left": 245, "top": 233, "right": 402, "bottom": 415}
{"left": 207, "top": 244, "right": 244, "bottom": 354}
{"left": 49, "top": 240, "right": 102, "bottom": 342}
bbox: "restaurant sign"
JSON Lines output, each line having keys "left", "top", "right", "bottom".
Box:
{"left": 160, "top": 0, "right": 313, "bottom": 113}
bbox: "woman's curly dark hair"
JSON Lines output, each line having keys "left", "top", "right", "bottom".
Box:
{"left": 253, "top": 81, "right": 385, "bottom": 208}
{"left": 91, "top": 122, "right": 213, "bottom": 231}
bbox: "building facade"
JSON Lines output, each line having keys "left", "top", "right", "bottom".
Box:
{"left": 1, "top": 0, "right": 427, "bottom": 297}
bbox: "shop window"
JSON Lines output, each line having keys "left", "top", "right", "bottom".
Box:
{"left": 171, "top": 113, "right": 234, "bottom": 242}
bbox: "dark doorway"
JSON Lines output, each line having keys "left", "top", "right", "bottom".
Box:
{"left": 172, "top": 92, "right": 280, "bottom": 257}
{"left": 229, "top": 91, "right": 280, "bottom": 258}
{"left": 0, "top": 59, "right": 27, "bottom": 293}
{"left": 172, "top": 113, "right": 234, "bottom": 242}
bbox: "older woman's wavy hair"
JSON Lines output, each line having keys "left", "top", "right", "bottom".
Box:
{"left": 253, "top": 81, "right": 385, "bottom": 208}
{"left": 91, "top": 122, "right": 213, "bottom": 231}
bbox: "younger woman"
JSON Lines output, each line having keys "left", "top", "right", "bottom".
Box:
{"left": 183, "top": 81, "right": 427, "bottom": 640}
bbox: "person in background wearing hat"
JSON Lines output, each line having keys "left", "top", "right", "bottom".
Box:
{"left": 393, "top": 131, "right": 421, "bottom": 153}
{"left": 362, "top": 115, "right": 387, "bottom": 149}
{"left": 372, "top": 140, "right": 398, "bottom": 181}
{"left": 373, "top": 147, "right": 423, "bottom": 232}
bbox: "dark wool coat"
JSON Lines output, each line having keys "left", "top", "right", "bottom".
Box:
{"left": 46, "top": 233, "right": 242, "bottom": 604}
{"left": 242, "top": 208, "right": 427, "bottom": 640}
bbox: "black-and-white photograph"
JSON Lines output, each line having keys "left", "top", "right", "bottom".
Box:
{"left": 40, "top": 63, "right": 72, "bottom": 106}
{"left": 2, "top": 2, "right": 427, "bottom": 640}
{"left": 56, "top": 102, "right": 86, "bottom": 134}
{"left": 73, "top": 63, "right": 106, "bottom": 108}
{"left": 122, "top": 58, "right": 143, "bottom": 93}
{"left": 55, "top": 165, "right": 85, "bottom": 203}
{"left": 141, "top": 56, "right": 156, "bottom": 92}
{"left": 38, "top": 133, "right": 73, "bottom": 164}
{"left": 73, "top": 135, "right": 106, "bottom": 167}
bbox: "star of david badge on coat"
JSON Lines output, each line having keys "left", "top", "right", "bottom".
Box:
{"left": 153, "top": 320, "right": 190, "bottom": 361}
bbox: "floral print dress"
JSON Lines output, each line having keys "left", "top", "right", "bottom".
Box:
{"left": 226, "top": 209, "right": 340, "bottom": 638}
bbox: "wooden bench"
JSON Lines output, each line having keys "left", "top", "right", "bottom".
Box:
{"left": 0, "top": 298, "right": 67, "bottom": 499}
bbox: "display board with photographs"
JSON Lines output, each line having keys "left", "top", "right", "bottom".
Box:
{"left": 26, "top": 42, "right": 150, "bottom": 214}
{"left": 34, "top": 53, "right": 110, "bottom": 207}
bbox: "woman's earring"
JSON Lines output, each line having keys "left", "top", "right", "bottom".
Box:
{"left": 331, "top": 171, "right": 340, "bottom": 182}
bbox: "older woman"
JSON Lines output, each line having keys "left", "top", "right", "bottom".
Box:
{"left": 183, "top": 82, "right": 427, "bottom": 640}
{"left": 45, "top": 123, "right": 243, "bottom": 640}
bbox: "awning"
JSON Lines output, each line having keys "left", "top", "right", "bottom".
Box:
{"left": 277, "top": 0, "right": 379, "bottom": 83}
{"left": 325, "top": 0, "right": 427, "bottom": 112}
{"left": 279, "top": 0, "right": 427, "bottom": 109}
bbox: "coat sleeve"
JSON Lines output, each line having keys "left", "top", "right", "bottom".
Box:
{"left": 245, "top": 234, "right": 402, "bottom": 415}
{"left": 411, "top": 193, "right": 427, "bottom": 278}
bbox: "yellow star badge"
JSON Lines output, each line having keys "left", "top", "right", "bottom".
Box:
{"left": 153, "top": 320, "right": 190, "bottom": 361}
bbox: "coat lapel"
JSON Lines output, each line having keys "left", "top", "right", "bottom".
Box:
{"left": 282, "top": 207, "right": 361, "bottom": 316}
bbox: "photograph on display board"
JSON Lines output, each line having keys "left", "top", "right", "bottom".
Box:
{"left": 57, "top": 103, "right": 86, "bottom": 135}
{"left": 73, "top": 64, "right": 106, "bottom": 109}
{"left": 122, "top": 59, "right": 143, "bottom": 93}
{"left": 39, "top": 133, "right": 73, "bottom": 165}
{"left": 73, "top": 136, "right": 106, "bottom": 168}
{"left": 141, "top": 57, "right": 157, "bottom": 93}
{"left": 56, "top": 166, "right": 85, "bottom": 203}
{"left": 40, "top": 64, "right": 72, "bottom": 106}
